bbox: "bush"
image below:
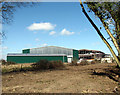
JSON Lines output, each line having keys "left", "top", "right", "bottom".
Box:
{"left": 91, "top": 61, "right": 96, "bottom": 64}
{"left": 94, "top": 59, "right": 101, "bottom": 63}
{"left": 6, "top": 61, "right": 17, "bottom": 65}
{"left": 1, "top": 59, "right": 16, "bottom": 65}
{"left": 0, "top": 59, "right": 6, "bottom": 65}
{"left": 70, "top": 59, "right": 78, "bottom": 66}
{"left": 31, "top": 60, "right": 65, "bottom": 70}
{"left": 79, "top": 60, "right": 89, "bottom": 66}
{"left": 49, "top": 60, "right": 64, "bottom": 69}
{"left": 32, "top": 59, "right": 49, "bottom": 70}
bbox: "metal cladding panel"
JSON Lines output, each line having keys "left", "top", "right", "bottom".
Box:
{"left": 73, "top": 50, "right": 79, "bottom": 60}
{"left": 7, "top": 53, "right": 67, "bottom": 56}
{"left": 22, "top": 49, "right": 30, "bottom": 54}
{"left": 30, "top": 46, "right": 73, "bottom": 56}
{"left": 7, "top": 55, "right": 67, "bottom": 63}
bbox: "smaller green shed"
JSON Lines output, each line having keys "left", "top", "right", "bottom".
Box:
{"left": 7, "top": 53, "right": 67, "bottom": 63}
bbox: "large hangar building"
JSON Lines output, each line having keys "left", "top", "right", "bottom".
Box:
{"left": 7, "top": 46, "right": 79, "bottom": 63}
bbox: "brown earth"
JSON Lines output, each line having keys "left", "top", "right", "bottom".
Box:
{"left": 2, "top": 63, "right": 120, "bottom": 93}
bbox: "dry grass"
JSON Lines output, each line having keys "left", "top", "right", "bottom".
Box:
{"left": 2, "top": 63, "right": 33, "bottom": 69}
{"left": 2, "top": 63, "right": 118, "bottom": 93}
{"left": 2, "top": 63, "right": 33, "bottom": 74}
{"left": 2, "top": 61, "right": 65, "bottom": 74}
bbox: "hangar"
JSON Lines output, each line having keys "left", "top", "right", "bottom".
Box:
{"left": 7, "top": 46, "right": 79, "bottom": 63}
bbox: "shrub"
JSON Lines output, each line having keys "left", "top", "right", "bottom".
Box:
{"left": 32, "top": 59, "right": 50, "bottom": 70}
{"left": 0, "top": 59, "right": 7, "bottom": 65}
{"left": 112, "top": 59, "right": 115, "bottom": 63}
{"left": 91, "top": 61, "right": 96, "bottom": 64}
{"left": 70, "top": 59, "right": 78, "bottom": 66}
{"left": 49, "top": 60, "right": 64, "bottom": 69}
{"left": 94, "top": 59, "right": 101, "bottom": 63}
{"left": 79, "top": 60, "right": 89, "bottom": 65}
{"left": 1, "top": 59, "right": 16, "bottom": 65}
{"left": 6, "top": 61, "right": 17, "bottom": 65}
{"left": 57, "top": 60, "right": 64, "bottom": 67}
{"left": 31, "top": 60, "right": 65, "bottom": 70}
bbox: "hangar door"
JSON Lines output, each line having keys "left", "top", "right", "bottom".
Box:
{"left": 68, "top": 57, "right": 72, "bottom": 63}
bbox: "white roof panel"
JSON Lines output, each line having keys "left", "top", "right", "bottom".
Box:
{"left": 7, "top": 53, "right": 67, "bottom": 56}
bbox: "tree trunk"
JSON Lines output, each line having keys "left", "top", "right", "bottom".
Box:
{"left": 79, "top": 0, "right": 120, "bottom": 67}
{"left": 99, "top": 18, "right": 120, "bottom": 57}
{"left": 117, "top": 23, "right": 120, "bottom": 61}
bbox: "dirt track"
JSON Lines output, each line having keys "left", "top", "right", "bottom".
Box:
{"left": 2, "top": 63, "right": 118, "bottom": 93}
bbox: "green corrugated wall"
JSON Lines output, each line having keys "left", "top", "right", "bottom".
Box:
{"left": 7, "top": 56, "right": 67, "bottom": 63}
{"left": 73, "top": 50, "right": 79, "bottom": 60}
{"left": 22, "top": 49, "right": 30, "bottom": 54}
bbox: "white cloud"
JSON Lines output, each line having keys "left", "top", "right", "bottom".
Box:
{"left": 27, "top": 22, "right": 56, "bottom": 31}
{"left": 35, "top": 38, "right": 40, "bottom": 42}
{"left": 60, "top": 28, "right": 74, "bottom": 35}
{"left": 49, "top": 31, "right": 56, "bottom": 35}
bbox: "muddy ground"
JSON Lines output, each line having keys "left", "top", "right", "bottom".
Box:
{"left": 2, "top": 63, "right": 119, "bottom": 93}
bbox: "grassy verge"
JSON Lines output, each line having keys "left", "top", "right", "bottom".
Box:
{"left": 2, "top": 60, "right": 65, "bottom": 74}
{"left": 2, "top": 64, "right": 33, "bottom": 74}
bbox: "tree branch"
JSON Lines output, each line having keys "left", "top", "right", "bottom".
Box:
{"left": 79, "top": 0, "right": 120, "bottom": 67}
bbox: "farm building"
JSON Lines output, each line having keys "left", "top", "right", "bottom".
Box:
{"left": 101, "top": 54, "right": 112, "bottom": 63}
{"left": 78, "top": 49, "right": 105, "bottom": 60}
{"left": 7, "top": 46, "right": 79, "bottom": 63}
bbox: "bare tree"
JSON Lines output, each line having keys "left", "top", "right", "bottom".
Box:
{"left": 0, "top": 0, "right": 36, "bottom": 42}
{"left": 1, "top": 1, "right": 35, "bottom": 24}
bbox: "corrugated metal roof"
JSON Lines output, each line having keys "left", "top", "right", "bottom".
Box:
{"left": 23, "top": 46, "right": 77, "bottom": 51}
{"left": 7, "top": 53, "right": 67, "bottom": 56}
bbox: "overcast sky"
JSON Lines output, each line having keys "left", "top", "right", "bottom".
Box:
{"left": 2, "top": 2, "right": 117, "bottom": 60}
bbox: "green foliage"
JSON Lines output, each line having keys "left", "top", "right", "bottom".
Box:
{"left": 85, "top": 2, "right": 120, "bottom": 44}
{"left": 85, "top": 2, "right": 120, "bottom": 21}
{"left": 83, "top": 1, "right": 120, "bottom": 65}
